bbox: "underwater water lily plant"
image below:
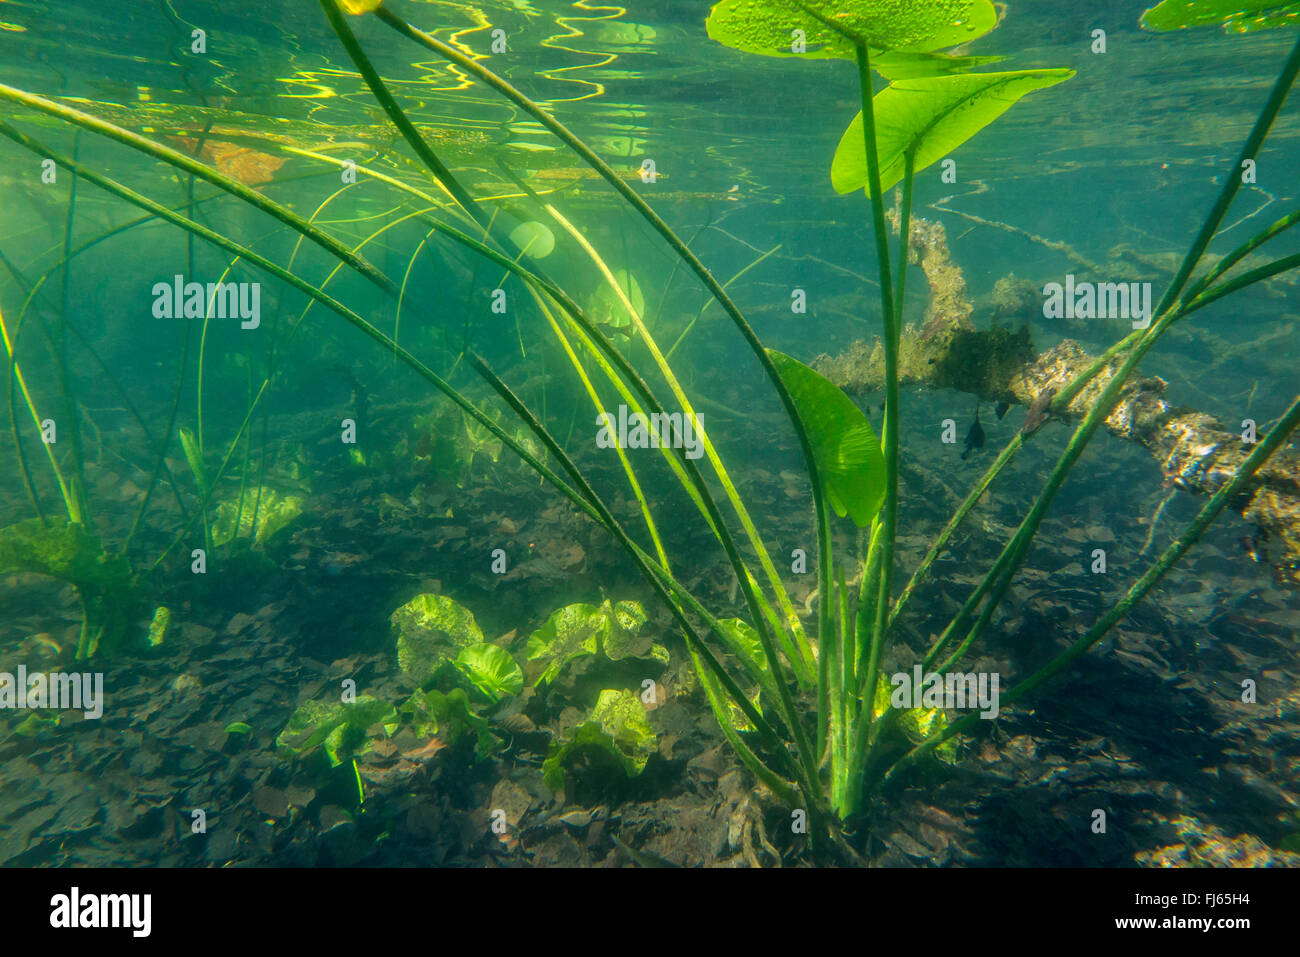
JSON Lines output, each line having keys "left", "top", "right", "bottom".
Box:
{"left": 2, "top": 0, "right": 1299, "bottom": 861}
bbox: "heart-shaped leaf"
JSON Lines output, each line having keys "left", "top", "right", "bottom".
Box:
{"left": 706, "top": 0, "right": 999, "bottom": 60}
{"left": 767, "top": 350, "right": 885, "bottom": 527}
{"left": 831, "top": 69, "right": 1074, "bottom": 196}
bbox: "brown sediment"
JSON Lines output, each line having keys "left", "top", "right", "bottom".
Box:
{"left": 814, "top": 213, "right": 1300, "bottom": 586}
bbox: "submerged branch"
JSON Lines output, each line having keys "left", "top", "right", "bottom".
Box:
{"left": 816, "top": 213, "right": 1300, "bottom": 587}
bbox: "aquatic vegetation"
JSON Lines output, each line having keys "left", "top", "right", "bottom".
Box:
{"left": 210, "top": 487, "right": 304, "bottom": 549}
{"left": 392, "top": 593, "right": 485, "bottom": 686}
{"left": 277, "top": 695, "right": 399, "bottom": 768}
{"left": 0, "top": 518, "right": 135, "bottom": 658}
{"left": 454, "top": 643, "right": 524, "bottom": 704}
{"left": 526, "top": 599, "right": 652, "bottom": 687}
{"left": 3, "top": 0, "right": 1299, "bottom": 868}
{"left": 542, "top": 688, "right": 658, "bottom": 794}
{"left": 400, "top": 688, "right": 499, "bottom": 763}
{"left": 1142, "top": 0, "right": 1300, "bottom": 32}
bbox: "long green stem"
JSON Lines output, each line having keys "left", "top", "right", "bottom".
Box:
{"left": 886, "top": 392, "right": 1300, "bottom": 781}
{"left": 1156, "top": 34, "right": 1300, "bottom": 316}
{"left": 0, "top": 83, "right": 398, "bottom": 296}
{"left": 0, "top": 302, "right": 77, "bottom": 522}
{"left": 1181, "top": 207, "right": 1300, "bottom": 303}
{"left": 840, "top": 42, "right": 902, "bottom": 821}
{"left": 373, "top": 5, "right": 832, "bottom": 675}
{"left": 318, "top": 0, "right": 486, "bottom": 231}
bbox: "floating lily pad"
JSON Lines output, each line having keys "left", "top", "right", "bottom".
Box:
{"left": 392, "top": 594, "right": 484, "bottom": 685}
{"left": 705, "top": 0, "right": 999, "bottom": 60}
{"left": 1141, "top": 0, "right": 1300, "bottom": 32}
{"left": 542, "top": 689, "right": 658, "bottom": 793}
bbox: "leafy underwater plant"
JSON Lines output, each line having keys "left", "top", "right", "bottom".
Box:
{"left": 2, "top": 0, "right": 1299, "bottom": 861}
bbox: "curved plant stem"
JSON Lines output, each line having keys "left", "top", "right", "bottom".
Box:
{"left": 57, "top": 130, "right": 88, "bottom": 524}
{"left": 1156, "top": 34, "right": 1300, "bottom": 315}
{"left": 886, "top": 392, "right": 1300, "bottom": 782}
{"left": 1182, "top": 250, "right": 1300, "bottom": 315}
{"left": 466, "top": 351, "right": 829, "bottom": 835}
{"left": 1181, "top": 207, "right": 1300, "bottom": 303}
{"left": 319, "top": 0, "right": 485, "bottom": 230}
{"left": 887, "top": 329, "right": 1144, "bottom": 629}
{"left": 0, "top": 83, "right": 398, "bottom": 295}
{"left": 547, "top": 204, "right": 815, "bottom": 683}
{"left": 665, "top": 242, "right": 781, "bottom": 360}
{"left": 373, "top": 5, "right": 832, "bottom": 668}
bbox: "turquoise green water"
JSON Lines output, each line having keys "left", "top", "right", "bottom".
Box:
{"left": 0, "top": 1, "right": 1297, "bottom": 867}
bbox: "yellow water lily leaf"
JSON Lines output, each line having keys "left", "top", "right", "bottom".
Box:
{"left": 339, "top": 0, "right": 384, "bottom": 14}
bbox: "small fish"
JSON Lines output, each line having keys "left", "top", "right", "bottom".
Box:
{"left": 1020, "top": 388, "right": 1057, "bottom": 437}
{"left": 610, "top": 833, "right": 679, "bottom": 868}
{"left": 1239, "top": 527, "right": 1270, "bottom": 563}
{"left": 960, "top": 407, "right": 985, "bottom": 460}
{"left": 595, "top": 321, "right": 635, "bottom": 340}
{"left": 995, "top": 399, "right": 1011, "bottom": 420}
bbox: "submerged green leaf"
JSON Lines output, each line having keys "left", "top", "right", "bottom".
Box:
{"left": 871, "top": 674, "right": 958, "bottom": 764}
{"left": 508, "top": 220, "right": 556, "bottom": 259}
{"left": 871, "top": 50, "right": 1004, "bottom": 79}
{"left": 421, "top": 688, "right": 500, "bottom": 762}
{"left": 392, "top": 593, "right": 484, "bottom": 685}
{"left": 831, "top": 68, "right": 1074, "bottom": 195}
{"left": 526, "top": 599, "right": 649, "bottom": 686}
{"left": 766, "top": 350, "right": 885, "bottom": 527}
{"left": 178, "top": 427, "right": 208, "bottom": 497}
{"left": 147, "top": 606, "right": 171, "bottom": 647}
{"left": 705, "top": 0, "right": 999, "bottom": 60}
{"left": 276, "top": 695, "right": 397, "bottom": 767}
{"left": 1141, "top": 0, "right": 1300, "bottom": 32}
{"left": 454, "top": 642, "right": 524, "bottom": 703}
{"left": 542, "top": 688, "right": 658, "bottom": 792}
{"left": 211, "top": 488, "right": 304, "bottom": 547}
{"left": 0, "top": 519, "right": 129, "bottom": 587}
